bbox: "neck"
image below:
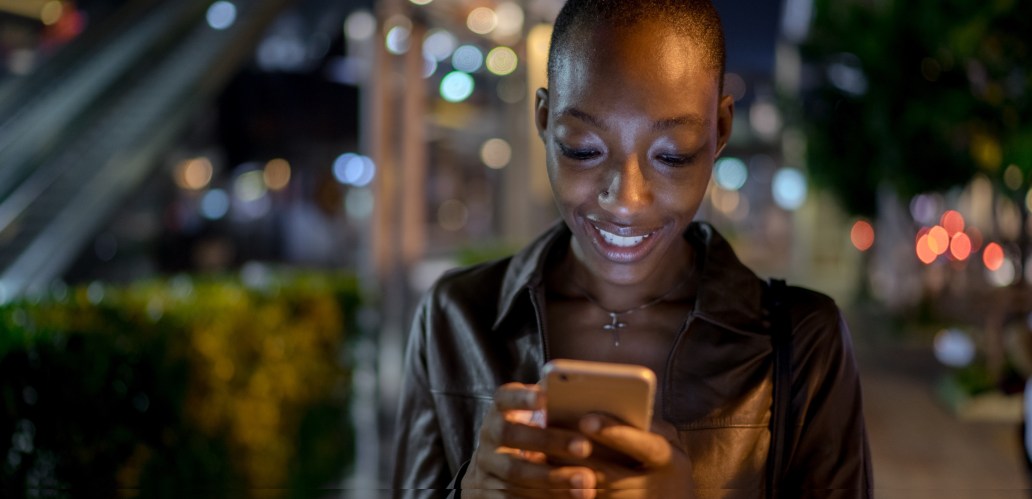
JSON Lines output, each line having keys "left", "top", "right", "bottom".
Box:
{"left": 558, "top": 237, "right": 695, "bottom": 312}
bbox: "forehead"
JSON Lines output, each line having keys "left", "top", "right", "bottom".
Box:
{"left": 551, "top": 20, "right": 720, "bottom": 113}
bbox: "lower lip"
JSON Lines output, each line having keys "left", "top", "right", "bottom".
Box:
{"left": 586, "top": 223, "right": 663, "bottom": 263}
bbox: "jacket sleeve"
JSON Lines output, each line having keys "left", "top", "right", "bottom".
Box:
{"left": 786, "top": 304, "right": 873, "bottom": 498}
{"left": 390, "top": 294, "right": 458, "bottom": 496}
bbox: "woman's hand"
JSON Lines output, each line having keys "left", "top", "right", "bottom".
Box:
{"left": 572, "top": 413, "right": 694, "bottom": 497}
{"left": 461, "top": 383, "right": 600, "bottom": 498}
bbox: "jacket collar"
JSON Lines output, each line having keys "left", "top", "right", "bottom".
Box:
{"left": 493, "top": 220, "right": 766, "bottom": 333}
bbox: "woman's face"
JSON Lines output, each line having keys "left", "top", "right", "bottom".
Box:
{"left": 536, "top": 19, "right": 733, "bottom": 287}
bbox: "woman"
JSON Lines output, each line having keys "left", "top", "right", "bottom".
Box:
{"left": 392, "top": 0, "right": 872, "bottom": 496}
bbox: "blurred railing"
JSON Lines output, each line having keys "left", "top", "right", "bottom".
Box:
{"left": 0, "top": 0, "right": 296, "bottom": 303}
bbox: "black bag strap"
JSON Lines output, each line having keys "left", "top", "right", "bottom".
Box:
{"left": 765, "top": 278, "right": 794, "bottom": 499}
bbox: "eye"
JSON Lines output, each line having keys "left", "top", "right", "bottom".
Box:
{"left": 557, "top": 142, "right": 601, "bottom": 161}
{"left": 656, "top": 153, "right": 696, "bottom": 167}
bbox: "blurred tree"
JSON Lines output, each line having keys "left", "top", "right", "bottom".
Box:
{"left": 800, "top": 0, "right": 1032, "bottom": 217}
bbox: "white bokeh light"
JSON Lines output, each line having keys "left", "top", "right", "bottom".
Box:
{"left": 206, "top": 1, "right": 237, "bottom": 30}
{"left": 772, "top": 167, "right": 807, "bottom": 210}
{"left": 440, "top": 71, "right": 475, "bottom": 102}
{"left": 714, "top": 157, "right": 748, "bottom": 191}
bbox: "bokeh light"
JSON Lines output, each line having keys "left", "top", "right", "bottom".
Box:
{"left": 467, "top": 7, "right": 498, "bottom": 35}
{"left": 723, "top": 73, "right": 747, "bottom": 101}
{"left": 927, "top": 226, "right": 949, "bottom": 255}
{"left": 772, "top": 167, "right": 807, "bottom": 210}
{"left": 175, "top": 157, "right": 214, "bottom": 191}
{"left": 497, "top": 78, "right": 525, "bottom": 103}
{"left": 386, "top": 26, "right": 411, "bottom": 55}
{"left": 452, "top": 45, "right": 484, "bottom": 73}
{"left": 983, "top": 242, "right": 1004, "bottom": 271}
{"left": 1004, "top": 164, "right": 1023, "bottom": 191}
{"left": 933, "top": 329, "right": 975, "bottom": 367}
{"left": 422, "top": 57, "right": 438, "bottom": 78}
{"left": 234, "top": 170, "right": 267, "bottom": 203}
{"left": 409, "top": 0, "right": 433, "bottom": 5}
{"left": 493, "top": 2, "right": 524, "bottom": 41}
{"left": 749, "top": 99, "right": 782, "bottom": 140}
{"left": 344, "top": 10, "right": 376, "bottom": 41}
{"left": 440, "top": 71, "right": 475, "bottom": 102}
{"left": 940, "top": 210, "right": 965, "bottom": 236}
{"left": 201, "top": 189, "right": 230, "bottom": 220}
{"left": 850, "top": 220, "right": 875, "bottom": 252}
{"left": 714, "top": 157, "right": 748, "bottom": 191}
{"left": 438, "top": 199, "right": 469, "bottom": 231}
{"left": 485, "top": 46, "right": 518, "bottom": 76}
{"left": 263, "top": 158, "right": 291, "bottom": 191}
{"left": 480, "top": 138, "right": 512, "bottom": 169}
{"left": 423, "top": 29, "right": 458, "bottom": 62}
{"left": 949, "top": 232, "right": 971, "bottom": 261}
{"left": 333, "top": 154, "right": 376, "bottom": 187}
{"left": 206, "top": 1, "right": 237, "bottom": 30}
{"left": 915, "top": 234, "right": 936, "bottom": 264}
{"left": 345, "top": 188, "right": 374, "bottom": 220}
{"left": 41, "top": 1, "right": 63, "bottom": 26}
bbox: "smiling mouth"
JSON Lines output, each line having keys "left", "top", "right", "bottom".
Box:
{"left": 592, "top": 225, "right": 654, "bottom": 248}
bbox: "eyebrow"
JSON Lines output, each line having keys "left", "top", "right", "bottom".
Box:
{"left": 557, "top": 107, "right": 708, "bottom": 132}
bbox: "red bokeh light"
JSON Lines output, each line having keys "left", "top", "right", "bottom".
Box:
{"left": 850, "top": 220, "right": 875, "bottom": 251}
{"left": 916, "top": 234, "right": 937, "bottom": 264}
{"left": 949, "top": 232, "right": 972, "bottom": 261}
{"left": 940, "top": 210, "right": 965, "bottom": 236}
{"left": 983, "top": 242, "right": 1004, "bottom": 271}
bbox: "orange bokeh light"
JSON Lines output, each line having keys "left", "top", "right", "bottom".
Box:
{"left": 983, "top": 242, "right": 1004, "bottom": 271}
{"left": 850, "top": 220, "right": 875, "bottom": 251}
{"left": 916, "top": 234, "right": 937, "bottom": 264}
{"left": 949, "top": 232, "right": 972, "bottom": 261}
{"left": 940, "top": 210, "right": 965, "bottom": 236}
{"left": 927, "top": 226, "right": 950, "bottom": 255}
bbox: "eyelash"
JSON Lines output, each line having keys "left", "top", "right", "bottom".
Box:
{"left": 557, "top": 143, "right": 696, "bottom": 168}
{"left": 557, "top": 143, "right": 601, "bottom": 161}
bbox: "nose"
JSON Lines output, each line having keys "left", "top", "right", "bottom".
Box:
{"left": 599, "top": 154, "right": 652, "bottom": 217}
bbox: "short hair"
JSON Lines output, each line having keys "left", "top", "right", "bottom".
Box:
{"left": 547, "top": 0, "right": 726, "bottom": 90}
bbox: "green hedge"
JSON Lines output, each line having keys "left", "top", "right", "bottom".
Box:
{"left": 0, "top": 272, "right": 360, "bottom": 496}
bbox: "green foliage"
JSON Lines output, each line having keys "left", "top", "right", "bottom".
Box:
{"left": 802, "top": 0, "right": 1032, "bottom": 215}
{"left": 0, "top": 272, "right": 360, "bottom": 497}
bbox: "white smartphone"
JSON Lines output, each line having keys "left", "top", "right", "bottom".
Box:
{"left": 542, "top": 359, "right": 657, "bottom": 432}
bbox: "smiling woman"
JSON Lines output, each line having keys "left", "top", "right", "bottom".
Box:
{"left": 391, "top": 1, "right": 872, "bottom": 497}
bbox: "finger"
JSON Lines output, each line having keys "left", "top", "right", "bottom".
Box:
{"left": 494, "top": 382, "right": 544, "bottom": 411}
{"left": 478, "top": 474, "right": 598, "bottom": 499}
{"left": 478, "top": 449, "right": 598, "bottom": 492}
{"left": 484, "top": 414, "right": 593, "bottom": 461}
{"left": 579, "top": 413, "right": 672, "bottom": 468}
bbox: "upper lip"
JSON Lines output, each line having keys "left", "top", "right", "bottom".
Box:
{"left": 587, "top": 218, "right": 660, "bottom": 238}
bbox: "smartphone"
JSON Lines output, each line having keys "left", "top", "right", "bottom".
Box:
{"left": 542, "top": 359, "right": 656, "bottom": 432}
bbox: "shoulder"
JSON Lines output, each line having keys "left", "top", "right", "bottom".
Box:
{"left": 783, "top": 285, "right": 857, "bottom": 376}
{"left": 422, "top": 257, "right": 511, "bottom": 311}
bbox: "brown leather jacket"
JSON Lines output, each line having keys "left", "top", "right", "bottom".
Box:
{"left": 392, "top": 221, "right": 873, "bottom": 497}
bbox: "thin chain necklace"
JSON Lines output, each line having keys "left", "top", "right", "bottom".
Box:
{"left": 571, "top": 277, "right": 688, "bottom": 347}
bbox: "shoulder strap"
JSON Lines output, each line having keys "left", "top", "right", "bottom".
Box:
{"left": 765, "top": 278, "right": 794, "bottom": 499}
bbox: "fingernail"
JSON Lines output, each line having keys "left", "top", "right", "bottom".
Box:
{"left": 580, "top": 416, "right": 601, "bottom": 434}
{"left": 568, "top": 437, "right": 590, "bottom": 457}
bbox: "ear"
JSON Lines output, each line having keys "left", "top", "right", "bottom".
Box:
{"left": 714, "top": 94, "right": 734, "bottom": 158}
{"left": 534, "top": 88, "right": 550, "bottom": 139}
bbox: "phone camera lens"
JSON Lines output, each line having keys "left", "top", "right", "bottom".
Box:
{"left": 559, "top": 374, "right": 569, "bottom": 382}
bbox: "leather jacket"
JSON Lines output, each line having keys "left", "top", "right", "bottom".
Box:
{"left": 391, "top": 221, "right": 873, "bottom": 497}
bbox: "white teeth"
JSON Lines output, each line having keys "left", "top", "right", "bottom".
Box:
{"left": 596, "top": 227, "right": 649, "bottom": 247}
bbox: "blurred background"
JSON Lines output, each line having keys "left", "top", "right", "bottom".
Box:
{"left": 0, "top": 0, "right": 1030, "bottom": 495}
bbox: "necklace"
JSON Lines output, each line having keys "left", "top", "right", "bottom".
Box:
{"left": 571, "top": 277, "right": 688, "bottom": 347}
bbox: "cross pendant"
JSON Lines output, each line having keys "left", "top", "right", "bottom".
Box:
{"left": 602, "top": 312, "right": 627, "bottom": 346}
